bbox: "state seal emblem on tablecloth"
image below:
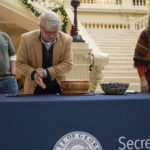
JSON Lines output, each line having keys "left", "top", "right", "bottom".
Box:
{"left": 53, "top": 131, "right": 103, "bottom": 150}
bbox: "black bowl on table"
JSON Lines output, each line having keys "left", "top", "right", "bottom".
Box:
{"left": 100, "top": 82, "right": 129, "bottom": 95}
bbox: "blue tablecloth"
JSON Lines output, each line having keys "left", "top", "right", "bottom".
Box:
{"left": 0, "top": 93, "right": 150, "bottom": 150}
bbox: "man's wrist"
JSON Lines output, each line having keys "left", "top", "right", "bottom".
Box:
{"left": 11, "top": 74, "right": 16, "bottom": 77}
{"left": 44, "top": 69, "right": 47, "bottom": 78}
{"left": 45, "top": 69, "right": 51, "bottom": 80}
{"left": 31, "top": 71, "right": 36, "bottom": 80}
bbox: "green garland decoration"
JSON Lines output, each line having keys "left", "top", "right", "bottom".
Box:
{"left": 53, "top": 7, "right": 68, "bottom": 33}
{"left": 20, "top": 0, "right": 68, "bottom": 33}
{"left": 21, "top": 0, "right": 41, "bottom": 17}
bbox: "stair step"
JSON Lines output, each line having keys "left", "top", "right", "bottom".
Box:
{"left": 104, "top": 66, "right": 136, "bottom": 71}
{"left": 102, "top": 77, "right": 140, "bottom": 83}
{"left": 101, "top": 51, "right": 134, "bottom": 55}
{"left": 91, "top": 37, "right": 138, "bottom": 40}
{"left": 88, "top": 30, "right": 140, "bottom": 34}
{"left": 108, "top": 60, "right": 134, "bottom": 63}
{"left": 87, "top": 30, "right": 141, "bottom": 34}
{"left": 91, "top": 36, "right": 138, "bottom": 39}
{"left": 87, "top": 29, "right": 141, "bottom": 91}
{"left": 99, "top": 46, "right": 136, "bottom": 49}
{"left": 103, "top": 71, "right": 138, "bottom": 77}
{"left": 110, "top": 57, "right": 134, "bottom": 61}
{"left": 100, "top": 49, "right": 135, "bottom": 52}
{"left": 106, "top": 63, "right": 134, "bottom": 66}
{"left": 97, "top": 42, "right": 136, "bottom": 45}
{"left": 108, "top": 60, "right": 134, "bottom": 64}
{"left": 89, "top": 36, "right": 139, "bottom": 38}
{"left": 107, "top": 53, "right": 134, "bottom": 56}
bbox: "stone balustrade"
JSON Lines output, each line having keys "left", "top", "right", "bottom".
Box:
{"left": 80, "top": 0, "right": 121, "bottom": 4}
{"left": 135, "top": 15, "right": 148, "bottom": 30}
{"left": 29, "top": 0, "right": 63, "bottom": 9}
{"left": 133, "top": 0, "right": 146, "bottom": 6}
{"left": 82, "top": 22, "right": 131, "bottom": 30}
{"left": 82, "top": 14, "right": 149, "bottom": 30}
{"left": 80, "top": 0, "right": 147, "bottom": 6}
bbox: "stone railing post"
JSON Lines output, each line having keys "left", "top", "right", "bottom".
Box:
{"left": 67, "top": 42, "right": 92, "bottom": 81}
{"left": 122, "top": 0, "right": 132, "bottom": 7}
{"left": 129, "top": 16, "right": 135, "bottom": 30}
{"left": 89, "top": 54, "right": 108, "bottom": 93}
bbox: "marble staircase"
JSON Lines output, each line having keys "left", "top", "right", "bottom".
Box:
{"left": 87, "top": 29, "right": 141, "bottom": 91}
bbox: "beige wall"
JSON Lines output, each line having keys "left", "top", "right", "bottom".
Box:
{"left": 78, "top": 10, "right": 147, "bottom": 24}
{"left": 0, "top": 23, "right": 27, "bottom": 52}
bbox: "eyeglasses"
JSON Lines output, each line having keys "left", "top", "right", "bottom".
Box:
{"left": 43, "top": 28, "right": 58, "bottom": 36}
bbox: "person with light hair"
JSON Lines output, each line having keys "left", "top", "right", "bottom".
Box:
{"left": 16, "top": 10, "right": 73, "bottom": 94}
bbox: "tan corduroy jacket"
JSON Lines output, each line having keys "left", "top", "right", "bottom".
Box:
{"left": 16, "top": 30, "right": 73, "bottom": 94}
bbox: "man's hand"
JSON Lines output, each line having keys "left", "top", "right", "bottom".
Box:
{"left": 36, "top": 68, "right": 46, "bottom": 78}
{"left": 140, "top": 76, "right": 149, "bottom": 92}
{"left": 34, "top": 73, "right": 46, "bottom": 89}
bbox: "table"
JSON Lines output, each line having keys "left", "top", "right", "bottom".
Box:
{"left": 0, "top": 93, "right": 150, "bottom": 150}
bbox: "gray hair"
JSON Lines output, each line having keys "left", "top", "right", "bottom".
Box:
{"left": 40, "top": 11, "right": 61, "bottom": 31}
